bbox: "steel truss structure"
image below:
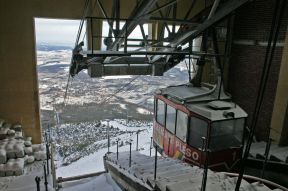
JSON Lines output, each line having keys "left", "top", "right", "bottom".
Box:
{"left": 69, "top": 0, "right": 250, "bottom": 78}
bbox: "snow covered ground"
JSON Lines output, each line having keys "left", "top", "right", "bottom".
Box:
{"left": 60, "top": 173, "right": 121, "bottom": 191}
{"left": 55, "top": 119, "right": 154, "bottom": 178}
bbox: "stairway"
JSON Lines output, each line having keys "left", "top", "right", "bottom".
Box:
{"left": 104, "top": 151, "right": 287, "bottom": 191}
{"left": 249, "top": 142, "right": 288, "bottom": 164}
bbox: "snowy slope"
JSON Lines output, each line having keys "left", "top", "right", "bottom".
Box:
{"left": 60, "top": 173, "right": 121, "bottom": 191}
{"left": 56, "top": 119, "right": 154, "bottom": 178}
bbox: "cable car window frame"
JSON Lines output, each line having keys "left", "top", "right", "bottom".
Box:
{"left": 188, "top": 116, "right": 209, "bottom": 149}
{"left": 209, "top": 118, "right": 246, "bottom": 151}
{"left": 156, "top": 99, "right": 166, "bottom": 126}
{"left": 175, "top": 110, "right": 188, "bottom": 142}
{"left": 166, "top": 104, "right": 177, "bottom": 134}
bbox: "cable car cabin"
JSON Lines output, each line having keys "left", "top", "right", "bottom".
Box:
{"left": 153, "top": 84, "right": 247, "bottom": 172}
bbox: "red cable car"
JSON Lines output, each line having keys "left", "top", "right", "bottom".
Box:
{"left": 153, "top": 83, "right": 247, "bottom": 172}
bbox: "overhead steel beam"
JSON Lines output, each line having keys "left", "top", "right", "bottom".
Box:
{"left": 207, "top": 0, "right": 221, "bottom": 19}
{"left": 139, "top": 24, "right": 149, "bottom": 46}
{"left": 144, "top": 0, "right": 179, "bottom": 17}
{"left": 86, "top": 16, "right": 198, "bottom": 25}
{"left": 170, "top": 0, "right": 250, "bottom": 47}
{"left": 156, "top": 2, "right": 171, "bottom": 35}
{"left": 150, "top": 0, "right": 251, "bottom": 63}
{"left": 97, "top": 0, "right": 115, "bottom": 38}
{"left": 107, "top": 0, "right": 116, "bottom": 50}
{"left": 85, "top": 50, "right": 222, "bottom": 57}
{"left": 172, "top": 3, "right": 177, "bottom": 34}
{"left": 183, "top": 0, "right": 196, "bottom": 20}
{"left": 109, "top": 0, "right": 158, "bottom": 51}
{"left": 149, "top": 17, "right": 198, "bottom": 25}
{"left": 115, "top": 0, "right": 120, "bottom": 37}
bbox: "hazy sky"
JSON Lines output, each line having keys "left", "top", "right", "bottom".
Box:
{"left": 34, "top": 18, "right": 148, "bottom": 49}
{"left": 35, "top": 18, "right": 83, "bottom": 46}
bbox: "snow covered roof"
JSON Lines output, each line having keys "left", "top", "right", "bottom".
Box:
{"left": 186, "top": 101, "right": 248, "bottom": 121}
{"left": 157, "top": 83, "right": 230, "bottom": 103}
{"left": 157, "top": 84, "right": 247, "bottom": 121}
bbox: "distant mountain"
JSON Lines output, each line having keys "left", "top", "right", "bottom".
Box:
{"left": 37, "top": 43, "right": 72, "bottom": 51}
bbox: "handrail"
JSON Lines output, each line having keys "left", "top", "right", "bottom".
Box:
{"left": 224, "top": 172, "right": 288, "bottom": 191}
{"left": 57, "top": 171, "right": 106, "bottom": 183}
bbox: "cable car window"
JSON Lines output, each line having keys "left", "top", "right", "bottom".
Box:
{"left": 156, "top": 99, "right": 165, "bottom": 126}
{"left": 188, "top": 117, "right": 208, "bottom": 149}
{"left": 210, "top": 118, "right": 245, "bottom": 151}
{"left": 166, "top": 105, "right": 176, "bottom": 134}
{"left": 176, "top": 110, "right": 188, "bottom": 142}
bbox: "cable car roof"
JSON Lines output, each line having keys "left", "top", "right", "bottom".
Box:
{"left": 157, "top": 84, "right": 248, "bottom": 121}
{"left": 157, "top": 83, "right": 230, "bottom": 102}
{"left": 187, "top": 101, "right": 248, "bottom": 121}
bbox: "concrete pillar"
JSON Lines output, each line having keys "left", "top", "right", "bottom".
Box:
{"left": 271, "top": 27, "right": 288, "bottom": 146}
{"left": 87, "top": 19, "right": 103, "bottom": 51}
{"left": 149, "top": 23, "right": 158, "bottom": 52}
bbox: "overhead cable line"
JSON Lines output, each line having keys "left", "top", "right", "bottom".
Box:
{"left": 63, "top": 0, "right": 91, "bottom": 105}
{"left": 99, "top": 62, "right": 152, "bottom": 105}
{"left": 100, "top": 76, "right": 141, "bottom": 105}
